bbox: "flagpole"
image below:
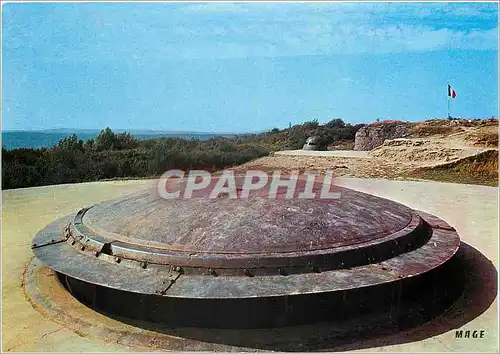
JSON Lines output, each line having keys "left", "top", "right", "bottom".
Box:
{"left": 447, "top": 82, "right": 450, "bottom": 118}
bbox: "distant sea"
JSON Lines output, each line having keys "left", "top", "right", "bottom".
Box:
{"left": 1, "top": 131, "right": 238, "bottom": 150}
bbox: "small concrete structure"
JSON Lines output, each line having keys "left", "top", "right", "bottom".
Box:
{"left": 302, "top": 136, "right": 319, "bottom": 150}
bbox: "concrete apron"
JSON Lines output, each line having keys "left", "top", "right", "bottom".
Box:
{"left": 2, "top": 178, "right": 498, "bottom": 352}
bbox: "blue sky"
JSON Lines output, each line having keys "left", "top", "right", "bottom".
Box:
{"left": 2, "top": 2, "right": 498, "bottom": 132}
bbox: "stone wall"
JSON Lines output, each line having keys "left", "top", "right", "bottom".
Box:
{"left": 354, "top": 120, "right": 412, "bottom": 151}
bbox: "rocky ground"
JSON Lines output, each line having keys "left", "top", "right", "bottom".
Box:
{"left": 232, "top": 119, "right": 498, "bottom": 186}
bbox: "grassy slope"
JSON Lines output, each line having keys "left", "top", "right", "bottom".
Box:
{"left": 409, "top": 149, "right": 498, "bottom": 186}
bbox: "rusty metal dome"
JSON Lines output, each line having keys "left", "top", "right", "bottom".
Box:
{"left": 32, "top": 178, "right": 461, "bottom": 329}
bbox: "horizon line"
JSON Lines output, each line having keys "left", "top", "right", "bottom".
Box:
{"left": 2, "top": 116, "right": 499, "bottom": 134}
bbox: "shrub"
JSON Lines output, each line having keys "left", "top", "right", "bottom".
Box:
{"left": 2, "top": 121, "right": 362, "bottom": 189}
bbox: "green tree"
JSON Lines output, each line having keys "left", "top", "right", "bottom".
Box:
{"left": 55, "top": 134, "right": 84, "bottom": 152}
{"left": 326, "top": 118, "right": 345, "bottom": 128}
{"left": 96, "top": 127, "right": 117, "bottom": 151}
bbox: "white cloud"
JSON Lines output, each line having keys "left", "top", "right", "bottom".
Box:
{"left": 161, "top": 23, "right": 497, "bottom": 59}
{"left": 163, "top": 2, "right": 498, "bottom": 58}
{"left": 3, "top": 2, "right": 497, "bottom": 63}
{"left": 180, "top": 3, "right": 249, "bottom": 14}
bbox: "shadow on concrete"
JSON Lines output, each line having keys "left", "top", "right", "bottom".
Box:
{"left": 82, "top": 242, "right": 497, "bottom": 351}
{"left": 329, "top": 242, "right": 498, "bottom": 352}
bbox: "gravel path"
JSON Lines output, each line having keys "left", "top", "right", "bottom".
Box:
{"left": 274, "top": 150, "right": 371, "bottom": 158}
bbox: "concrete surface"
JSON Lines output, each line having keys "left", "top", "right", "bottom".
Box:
{"left": 274, "top": 150, "right": 371, "bottom": 158}
{"left": 2, "top": 178, "right": 498, "bottom": 352}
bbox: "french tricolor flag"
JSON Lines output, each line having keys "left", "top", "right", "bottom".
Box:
{"left": 448, "top": 84, "right": 457, "bottom": 99}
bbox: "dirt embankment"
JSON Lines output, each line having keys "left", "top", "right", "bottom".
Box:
{"left": 410, "top": 149, "right": 498, "bottom": 187}
{"left": 233, "top": 118, "right": 498, "bottom": 186}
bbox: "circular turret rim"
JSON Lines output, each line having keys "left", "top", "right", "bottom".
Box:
{"left": 32, "top": 210, "right": 460, "bottom": 299}
{"left": 61, "top": 205, "right": 430, "bottom": 275}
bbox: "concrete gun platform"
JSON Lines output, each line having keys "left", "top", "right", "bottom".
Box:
{"left": 2, "top": 178, "right": 498, "bottom": 352}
